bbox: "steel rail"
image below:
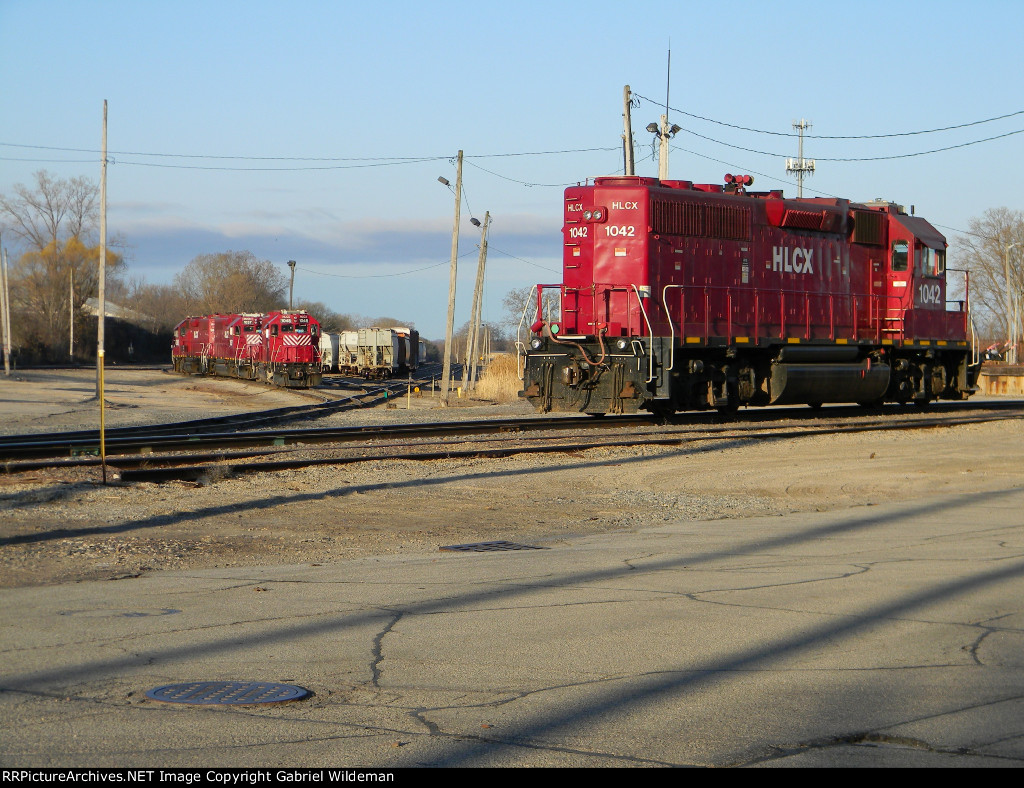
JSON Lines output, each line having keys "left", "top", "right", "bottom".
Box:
{"left": 112, "top": 409, "right": 1024, "bottom": 484}
{"left": 4, "top": 399, "right": 1024, "bottom": 464}
{"left": 0, "top": 413, "right": 643, "bottom": 463}
{"left": 0, "top": 386, "right": 402, "bottom": 456}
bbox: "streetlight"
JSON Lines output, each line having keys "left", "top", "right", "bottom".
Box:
{"left": 647, "top": 117, "right": 681, "bottom": 181}
{"left": 287, "top": 260, "right": 297, "bottom": 310}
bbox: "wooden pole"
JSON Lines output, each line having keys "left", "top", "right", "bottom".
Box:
{"left": 622, "top": 85, "right": 635, "bottom": 176}
{"left": 0, "top": 239, "right": 9, "bottom": 375}
{"left": 97, "top": 99, "right": 107, "bottom": 395}
{"left": 466, "top": 211, "right": 490, "bottom": 390}
{"left": 69, "top": 269, "right": 74, "bottom": 361}
{"left": 439, "top": 150, "right": 462, "bottom": 406}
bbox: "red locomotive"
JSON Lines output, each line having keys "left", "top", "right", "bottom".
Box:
{"left": 521, "top": 175, "right": 978, "bottom": 414}
{"left": 172, "top": 310, "right": 322, "bottom": 388}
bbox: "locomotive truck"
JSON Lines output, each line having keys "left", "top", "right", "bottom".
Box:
{"left": 520, "top": 174, "right": 978, "bottom": 415}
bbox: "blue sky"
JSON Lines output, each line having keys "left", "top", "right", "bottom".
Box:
{"left": 2, "top": 0, "right": 1022, "bottom": 338}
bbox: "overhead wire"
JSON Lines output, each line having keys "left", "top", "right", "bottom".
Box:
{"left": 632, "top": 92, "right": 1024, "bottom": 139}
{"left": 295, "top": 248, "right": 479, "bottom": 280}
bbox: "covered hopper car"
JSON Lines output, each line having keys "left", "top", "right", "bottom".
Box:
{"left": 520, "top": 175, "right": 978, "bottom": 415}
{"left": 356, "top": 327, "right": 420, "bottom": 379}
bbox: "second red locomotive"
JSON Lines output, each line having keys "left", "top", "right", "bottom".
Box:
{"left": 172, "top": 310, "right": 323, "bottom": 388}
{"left": 520, "top": 174, "right": 977, "bottom": 414}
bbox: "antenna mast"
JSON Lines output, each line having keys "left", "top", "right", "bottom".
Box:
{"left": 646, "top": 48, "right": 681, "bottom": 180}
{"left": 785, "top": 119, "right": 816, "bottom": 197}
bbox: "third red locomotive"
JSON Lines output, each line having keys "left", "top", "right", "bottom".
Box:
{"left": 520, "top": 174, "right": 977, "bottom": 415}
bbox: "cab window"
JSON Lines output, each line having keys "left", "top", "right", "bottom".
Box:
{"left": 892, "top": 240, "right": 909, "bottom": 272}
{"left": 916, "top": 245, "right": 945, "bottom": 277}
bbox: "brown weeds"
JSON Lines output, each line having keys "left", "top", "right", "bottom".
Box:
{"left": 474, "top": 354, "right": 523, "bottom": 403}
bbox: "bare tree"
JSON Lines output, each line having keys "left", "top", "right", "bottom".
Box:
{"left": 292, "top": 300, "right": 358, "bottom": 333}
{"left": 502, "top": 285, "right": 559, "bottom": 345}
{"left": 0, "top": 170, "right": 120, "bottom": 361}
{"left": 122, "top": 278, "right": 187, "bottom": 333}
{"left": 955, "top": 207, "right": 1024, "bottom": 343}
{"left": 0, "top": 171, "right": 98, "bottom": 250}
{"left": 173, "top": 251, "right": 288, "bottom": 315}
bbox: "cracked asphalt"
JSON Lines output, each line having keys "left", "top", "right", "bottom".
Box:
{"left": 5, "top": 482, "right": 1024, "bottom": 766}
{"left": 2, "top": 371, "right": 1024, "bottom": 767}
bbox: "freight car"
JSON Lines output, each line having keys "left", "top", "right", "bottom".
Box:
{"left": 319, "top": 331, "right": 339, "bottom": 373}
{"left": 172, "top": 310, "right": 322, "bottom": 388}
{"left": 520, "top": 174, "right": 978, "bottom": 415}
{"left": 356, "top": 326, "right": 420, "bottom": 379}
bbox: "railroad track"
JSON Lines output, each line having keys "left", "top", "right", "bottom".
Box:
{"left": 6, "top": 400, "right": 1024, "bottom": 483}
{"left": 0, "top": 380, "right": 416, "bottom": 457}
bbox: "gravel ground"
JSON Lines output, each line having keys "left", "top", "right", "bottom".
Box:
{"left": 2, "top": 368, "right": 1023, "bottom": 589}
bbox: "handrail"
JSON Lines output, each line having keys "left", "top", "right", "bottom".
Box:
{"left": 658, "top": 283, "right": 921, "bottom": 344}
{"left": 661, "top": 284, "right": 684, "bottom": 372}
{"left": 630, "top": 284, "right": 656, "bottom": 382}
{"left": 515, "top": 284, "right": 540, "bottom": 381}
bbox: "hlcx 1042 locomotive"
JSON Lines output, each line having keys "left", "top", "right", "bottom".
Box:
{"left": 520, "top": 175, "right": 978, "bottom": 415}
{"left": 172, "top": 310, "right": 322, "bottom": 388}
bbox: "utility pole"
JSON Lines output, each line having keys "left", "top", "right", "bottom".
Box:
{"left": 786, "top": 119, "right": 816, "bottom": 198}
{"left": 1005, "top": 242, "right": 1019, "bottom": 364}
{"left": 69, "top": 269, "right": 74, "bottom": 361}
{"left": 96, "top": 99, "right": 108, "bottom": 397}
{"left": 287, "top": 260, "right": 297, "bottom": 309}
{"left": 622, "top": 85, "right": 635, "bottom": 176}
{"left": 464, "top": 211, "right": 490, "bottom": 391}
{"left": 0, "top": 239, "right": 10, "bottom": 375}
{"left": 439, "top": 151, "right": 463, "bottom": 405}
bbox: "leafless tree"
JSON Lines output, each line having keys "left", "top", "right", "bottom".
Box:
{"left": 0, "top": 171, "right": 98, "bottom": 250}
{"left": 0, "top": 171, "right": 120, "bottom": 360}
{"left": 502, "top": 285, "right": 559, "bottom": 345}
{"left": 954, "top": 207, "right": 1024, "bottom": 342}
{"left": 173, "top": 250, "right": 288, "bottom": 315}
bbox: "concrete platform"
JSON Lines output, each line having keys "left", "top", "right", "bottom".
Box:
{"left": 3, "top": 488, "right": 1024, "bottom": 767}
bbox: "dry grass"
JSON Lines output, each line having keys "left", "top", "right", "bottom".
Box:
{"left": 474, "top": 353, "right": 523, "bottom": 403}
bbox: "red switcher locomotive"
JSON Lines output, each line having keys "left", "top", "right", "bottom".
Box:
{"left": 520, "top": 175, "right": 977, "bottom": 415}
{"left": 172, "top": 310, "right": 323, "bottom": 388}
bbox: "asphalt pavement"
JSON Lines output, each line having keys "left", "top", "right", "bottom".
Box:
{"left": 3, "top": 487, "right": 1024, "bottom": 767}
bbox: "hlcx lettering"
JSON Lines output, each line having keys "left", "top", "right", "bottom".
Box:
{"left": 772, "top": 246, "right": 814, "bottom": 274}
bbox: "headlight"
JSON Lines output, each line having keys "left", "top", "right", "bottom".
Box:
{"left": 615, "top": 338, "right": 629, "bottom": 351}
{"left": 530, "top": 338, "right": 544, "bottom": 350}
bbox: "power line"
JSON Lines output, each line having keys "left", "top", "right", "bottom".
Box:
{"left": 463, "top": 159, "right": 576, "bottom": 188}
{"left": 673, "top": 125, "right": 1024, "bottom": 162}
{"left": 294, "top": 249, "right": 478, "bottom": 280}
{"left": 487, "top": 244, "right": 560, "bottom": 274}
{"left": 632, "top": 92, "right": 1024, "bottom": 139}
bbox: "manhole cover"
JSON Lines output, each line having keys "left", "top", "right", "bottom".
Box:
{"left": 440, "top": 540, "right": 547, "bottom": 552}
{"left": 145, "top": 681, "right": 309, "bottom": 705}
